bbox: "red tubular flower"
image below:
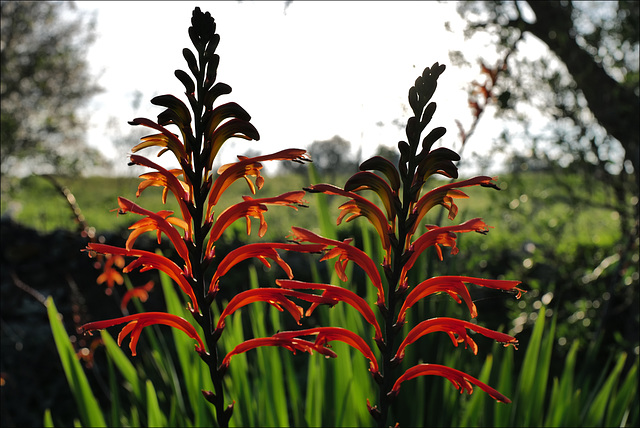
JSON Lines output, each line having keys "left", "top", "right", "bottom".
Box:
{"left": 130, "top": 154, "right": 193, "bottom": 235}
{"left": 344, "top": 171, "right": 399, "bottom": 221}
{"left": 96, "top": 254, "right": 125, "bottom": 290}
{"left": 274, "top": 327, "right": 379, "bottom": 375}
{"left": 204, "top": 115, "right": 260, "bottom": 176}
{"left": 120, "top": 281, "right": 155, "bottom": 311}
{"left": 288, "top": 227, "right": 386, "bottom": 305}
{"left": 215, "top": 288, "right": 336, "bottom": 332}
{"left": 305, "top": 184, "right": 394, "bottom": 263}
{"left": 389, "top": 363, "right": 511, "bottom": 404}
{"left": 209, "top": 242, "right": 325, "bottom": 294}
{"left": 81, "top": 312, "right": 205, "bottom": 356}
{"left": 129, "top": 117, "right": 188, "bottom": 162}
{"left": 208, "top": 149, "right": 311, "bottom": 210}
{"left": 221, "top": 336, "right": 337, "bottom": 369}
{"left": 397, "top": 276, "right": 524, "bottom": 324}
{"left": 276, "top": 279, "right": 383, "bottom": 342}
{"left": 116, "top": 197, "right": 191, "bottom": 273}
{"left": 88, "top": 243, "right": 198, "bottom": 312}
{"left": 410, "top": 176, "right": 499, "bottom": 236}
{"left": 206, "top": 191, "right": 307, "bottom": 258}
{"left": 400, "top": 218, "right": 491, "bottom": 284}
{"left": 394, "top": 317, "right": 518, "bottom": 362}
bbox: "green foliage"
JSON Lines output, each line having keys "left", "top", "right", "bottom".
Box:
{"left": 46, "top": 284, "right": 638, "bottom": 427}
{"left": 0, "top": 1, "right": 103, "bottom": 177}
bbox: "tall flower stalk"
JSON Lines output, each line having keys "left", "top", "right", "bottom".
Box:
{"left": 81, "top": 8, "right": 337, "bottom": 427}
{"left": 277, "top": 62, "right": 525, "bottom": 427}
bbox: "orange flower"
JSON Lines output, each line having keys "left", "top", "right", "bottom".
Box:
{"left": 208, "top": 149, "right": 310, "bottom": 211}
{"left": 276, "top": 279, "right": 383, "bottom": 342}
{"left": 305, "top": 184, "right": 394, "bottom": 262}
{"left": 344, "top": 171, "right": 399, "bottom": 221}
{"left": 120, "top": 281, "right": 155, "bottom": 311}
{"left": 87, "top": 243, "right": 198, "bottom": 312}
{"left": 215, "top": 288, "right": 336, "bottom": 332}
{"left": 221, "top": 336, "right": 337, "bottom": 369}
{"left": 389, "top": 363, "right": 511, "bottom": 404}
{"left": 130, "top": 154, "right": 193, "bottom": 236}
{"left": 206, "top": 191, "right": 307, "bottom": 258}
{"left": 288, "top": 227, "right": 385, "bottom": 305}
{"left": 410, "top": 176, "right": 499, "bottom": 237}
{"left": 96, "top": 254, "right": 125, "bottom": 290}
{"left": 393, "top": 317, "right": 518, "bottom": 362}
{"left": 129, "top": 117, "right": 188, "bottom": 163}
{"left": 396, "top": 276, "right": 524, "bottom": 324}
{"left": 274, "top": 327, "right": 379, "bottom": 375}
{"left": 116, "top": 197, "right": 191, "bottom": 274}
{"left": 81, "top": 312, "right": 205, "bottom": 357}
{"left": 401, "top": 218, "right": 491, "bottom": 284}
{"left": 209, "top": 242, "right": 325, "bottom": 294}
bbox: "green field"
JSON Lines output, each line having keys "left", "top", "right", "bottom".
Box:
{"left": 3, "top": 168, "right": 637, "bottom": 427}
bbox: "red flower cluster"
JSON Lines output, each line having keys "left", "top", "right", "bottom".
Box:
{"left": 80, "top": 8, "right": 523, "bottom": 427}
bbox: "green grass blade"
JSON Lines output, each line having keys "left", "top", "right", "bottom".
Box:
{"left": 514, "top": 306, "right": 546, "bottom": 427}
{"left": 106, "top": 354, "right": 121, "bottom": 427}
{"left": 544, "top": 340, "right": 579, "bottom": 427}
{"left": 530, "top": 314, "right": 556, "bottom": 426}
{"left": 46, "top": 296, "right": 107, "bottom": 427}
{"left": 605, "top": 356, "right": 638, "bottom": 427}
{"left": 494, "top": 345, "right": 515, "bottom": 427}
{"left": 308, "top": 162, "right": 337, "bottom": 242}
{"left": 606, "top": 356, "right": 638, "bottom": 427}
{"left": 101, "top": 329, "right": 142, "bottom": 401}
{"left": 584, "top": 352, "right": 627, "bottom": 426}
{"left": 43, "top": 409, "right": 54, "bottom": 428}
{"left": 145, "top": 379, "right": 167, "bottom": 427}
{"left": 460, "top": 354, "right": 493, "bottom": 427}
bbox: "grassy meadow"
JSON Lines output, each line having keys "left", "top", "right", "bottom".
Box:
{"left": 3, "top": 168, "right": 638, "bottom": 427}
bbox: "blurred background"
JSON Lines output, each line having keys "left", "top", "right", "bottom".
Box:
{"left": 1, "top": 1, "right": 638, "bottom": 426}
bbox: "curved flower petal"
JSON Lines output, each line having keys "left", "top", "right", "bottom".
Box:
{"left": 208, "top": 149, "right": 310, "bottom": 212}
{"left": 87, "top": 243, "right": 198, "bottom": 312}
{"left": 397, "top": 276, "right": 523, "bottom": 324}
{"left": 129, "top": 118, "right": 187, "bottom": 162}
{"left": 116, "top": 197, "right": 191, "bottom": 273}
{"left": 215, "top": 288, "right": 335, "bottom": 331}
{"left": 389, "top": 363, "right": 511, "bottom": 404}
{"left": 305, "top": 184, "right": 394, "bottom": 262}
{"left": 274, "top": 327, "right": 379, "bottom": 375}
{"left": 221, "top": 336, "right": 337, "bottom": 369}
{"left": 288, "top": 227, "right": 385, "bottom": 305}
{"left": 206, "top": 118, "right": 260, "bottom": 175}
{"left": 344, "top": 171, "right": 398, "bottom": 221}
{"left": 358, "top": 155, "right": 401, "bottom": 192}
{"left": 81, "top": 312, "right": 205, "bottom": 356}
{"left": 276, "top": 279, "right": 383, "bottom": 341}
{"left": 411, "top": 176, "right": 499, "bottom": 235}
{"left": 209, "top": 242, "right": 325, "bottom": 294}
{"left": 130, "top": 154, "right": 193, "bottom": 230}
{"left": 206, "top": 192, "right": 307, "bottom": 258}
{"left": 120, "top": 281, "right": 155, "bottom": 311}
{"left": 394, "top": 317, "right": 518, "bottom": 362}
{"left": 401, "top": 218, "right": 491, "bottom": 284}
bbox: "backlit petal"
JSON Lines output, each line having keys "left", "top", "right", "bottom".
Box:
{"left": 81, "top": 312, "right": 205, "bottom": 356}
{"left": 389, "top": 363, "right": 511, "bottom": 403}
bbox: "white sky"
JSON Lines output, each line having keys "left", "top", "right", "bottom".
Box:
{"left": 75, "top": 1, "right": 519, "bottom": 176}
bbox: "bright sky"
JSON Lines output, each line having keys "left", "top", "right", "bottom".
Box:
{"left": 75, "top": 1, "right": 513, "bottom": 176}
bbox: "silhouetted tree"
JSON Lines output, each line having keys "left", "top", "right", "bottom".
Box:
{"left": 451, "top": 0, "right": 638, "bottom": 362}
{"left": 1, "top": 1, "right": 103, "bottom": 177}
{"left": 281, "top": 135, "right": 359, "bottom": 180}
